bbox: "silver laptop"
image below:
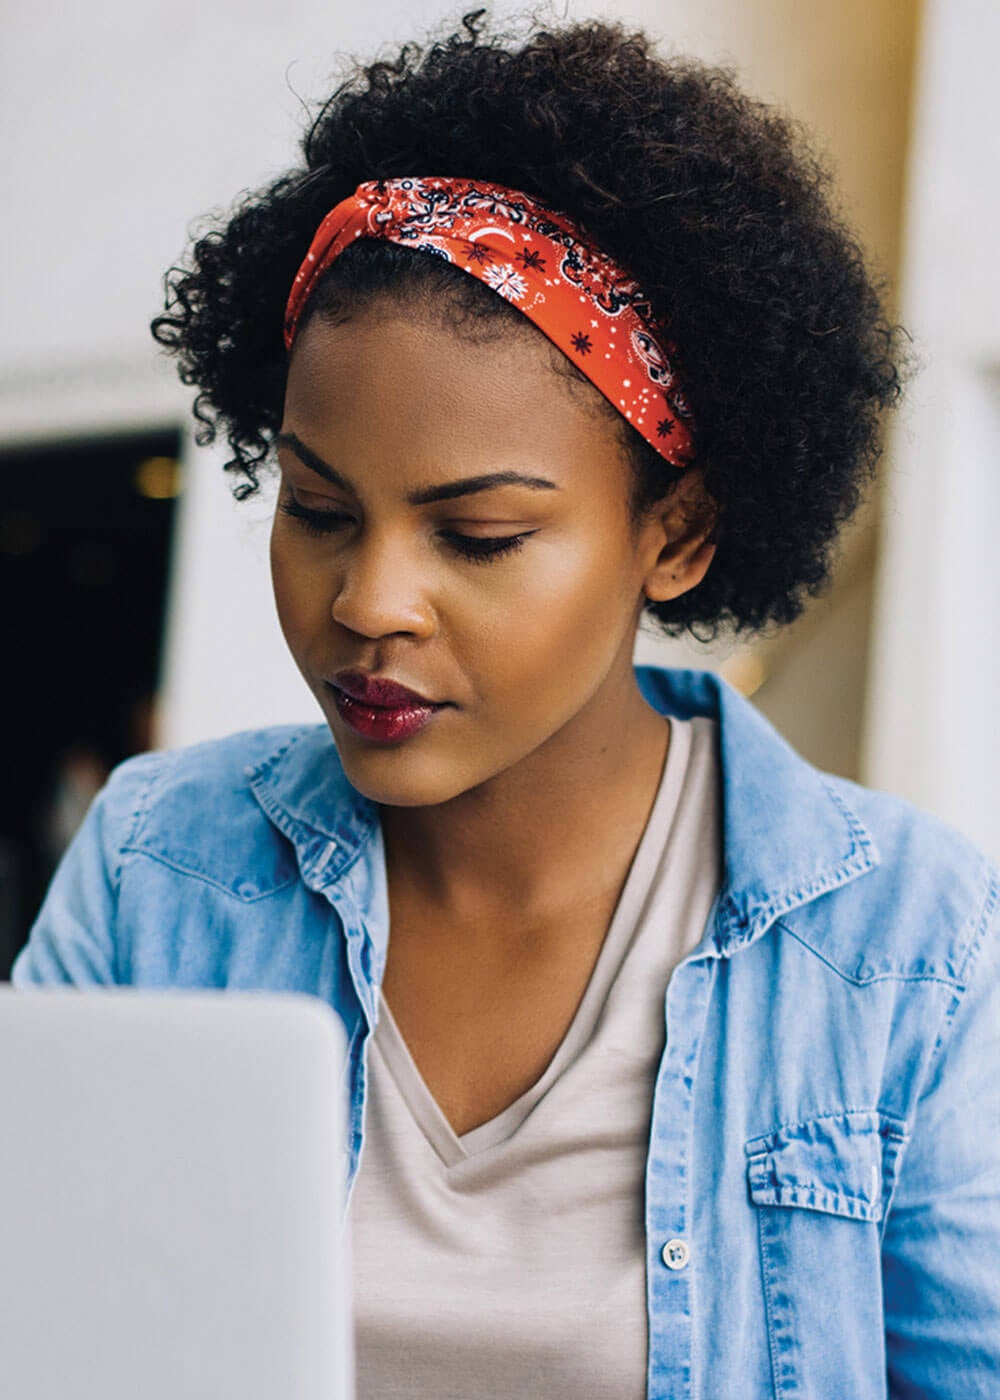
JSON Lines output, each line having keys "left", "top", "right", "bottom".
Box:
{"left": 0, "top": 987, "right": 352, "bottom": 1399}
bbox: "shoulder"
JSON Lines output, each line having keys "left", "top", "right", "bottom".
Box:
{"left": 13, "top": 724, "right": 360, "bottom": 987}
{"left": 101, "top": 724, "right": 323, "bottom": 825}
{"left": 102, "top": 724, "right": 349, "bottom": 897}
{"left": 787, "top": 771, "right": 998, "bottom": 990}
{"left": 645, "top": 666, "right": 995, "bottom": 982}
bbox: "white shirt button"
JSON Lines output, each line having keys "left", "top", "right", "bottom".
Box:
{"left": 662, "top": 1238, "right": 690, "bottom": 1270}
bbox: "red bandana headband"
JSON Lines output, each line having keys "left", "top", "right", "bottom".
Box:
{"left": 283, "top": 176, "right": 696, "bottom": 468}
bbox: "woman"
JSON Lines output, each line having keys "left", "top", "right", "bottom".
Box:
{"left": 14, "top": 14, "right": 999, "bottom": 1397}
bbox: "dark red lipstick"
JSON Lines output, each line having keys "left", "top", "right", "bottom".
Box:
{"left": 328, "top": 670, "right": 447, "bottom": 743}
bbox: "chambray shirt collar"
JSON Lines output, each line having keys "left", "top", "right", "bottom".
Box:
{"left": 636, "top": 666, "right": 880, "bottom": 954}
{"left": 247, "top": 664, "right": 880, "bottom": 962}
{"left": 247, "top": 725, "right": 379, "bottom": 886}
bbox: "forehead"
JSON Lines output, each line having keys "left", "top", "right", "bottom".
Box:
{"left": 281, "top": 310, "right": 629, "bottom": 489}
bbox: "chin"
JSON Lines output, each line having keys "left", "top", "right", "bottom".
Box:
{"left": 332, "top": 739, "right": 478, "bottom": 809}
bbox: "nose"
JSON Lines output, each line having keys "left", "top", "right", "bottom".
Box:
{"left": 329, "top": 527, "right": 436, "bottom": 641}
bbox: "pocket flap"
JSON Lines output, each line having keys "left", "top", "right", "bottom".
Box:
{"left": 745, "top": 1111, "right": 905, "bottom": 1222}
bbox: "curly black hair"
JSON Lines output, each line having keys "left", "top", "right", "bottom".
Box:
{"left": 151, "top": 10, "right": 904, "bottom": 638}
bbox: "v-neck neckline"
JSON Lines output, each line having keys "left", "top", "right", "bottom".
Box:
{"left": 371, "top": 717, "right": 690, "bottom": 1167}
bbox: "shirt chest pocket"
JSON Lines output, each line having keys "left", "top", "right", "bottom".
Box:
{"left": 744, "top": 1110, "right": 909, "bottom": 1396}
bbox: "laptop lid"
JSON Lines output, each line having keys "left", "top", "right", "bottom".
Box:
{"left": 0, "top": 988, "right": 352, "bottom": 1400}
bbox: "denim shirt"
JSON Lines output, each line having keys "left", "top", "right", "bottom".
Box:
{"left": 13, "top": 666, "right": 1000, "bottom": 1398}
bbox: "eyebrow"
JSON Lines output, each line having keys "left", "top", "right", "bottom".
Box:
{"left": 275, "top": 431, "right": 559, "bottom": 506}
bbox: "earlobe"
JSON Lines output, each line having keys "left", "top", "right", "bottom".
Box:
{"left": 643, "top": 534, "right": 717, "bottom": 602}
{"left": 641, "top": 471, "right": 719, "bottom": 602}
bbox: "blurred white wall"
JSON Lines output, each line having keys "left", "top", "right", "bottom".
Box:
{"left": 864, "top": 0, "right": 1000, "bottom": 858}
{"left": 2, "top": 1, "right": 919, "bottom": 759}
{"left": 622, "top": 0, "right": 919, "bottom": 784}
{"left": 0, "top": 0, "right": 433, "bottom": 412}
{"left": 1, "top": 0, "right": 455, "bottom": 744}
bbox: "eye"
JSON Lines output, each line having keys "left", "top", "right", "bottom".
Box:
{"left": 278, "top": 498, "right": 353, "bottom": 537}
{"left": 280, "top": 496, "right": 535, "bottom": 563}
{"left": 441, "top": 530, "right": 536, "bottom": 564}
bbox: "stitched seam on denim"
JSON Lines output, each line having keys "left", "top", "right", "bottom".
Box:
{"left": 954, "top": 858, "right": 999, "bottom": 984}
{"left": 243, "top": 728, "right": 309, "bottom": 786}
{"left": 820, "top": 777, "right": 881, "bottom": 865}
{"left": 312, "top": 833, "right": 372, "bottom": 883}
{"left": 681, "top": 959, "right": 714, "bottom": 1229}
{"left": 750, "top": 859, "right": 868, "bottom": 922}
{"left": 345, "top": 1023, "right": 372, "bottom": 1199}
{"left": 757, "top": 1207, "right": 790, "bottom": 1399}
{"left": 115, "top": 754, "right": 167, "bottom": 892}
{"left": 724, "top": 851, "right": 879, "bottom": 954}
{"left": 112, "top": 757, "right": 170, "bottom": 981}
{"left": 716, "top": 780, "right": 879, "bottom": 953}
{"left": 248, "top": 728, "right": 377, "bottom": 866}
{"left": 775, "top": 919, "right": 964, "bottom": 988}
{"left": 916, "top": 862, "right": 999, "bottom": 1096}
{"left": 118, "top": 846, "right": 300, "bottom": 901}
{"left": 250, "top": 773, "right": 376, "bottom": 882}
{"left": 877, "top": 1130, "right": 910, "bottom": 1243}
{"left": 745, "top": 1108, "right": 909, "bottom": 1151}
{"left": 750, "top": 1186, "right": 883, "bottom": 1221}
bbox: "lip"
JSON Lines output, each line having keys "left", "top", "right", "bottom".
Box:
{"left": 326, "top": 670, "right": 447, "bottom": 745}
{"left": 330, "top": 669, "right": 439, "bottom": 709}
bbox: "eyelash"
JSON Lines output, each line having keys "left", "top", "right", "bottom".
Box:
{"left": 278, "top": 499, "right": 532, "bottom": 564}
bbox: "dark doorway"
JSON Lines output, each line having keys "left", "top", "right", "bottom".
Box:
{"left": 0, "top": 429, "right": 183, "bottom": 977}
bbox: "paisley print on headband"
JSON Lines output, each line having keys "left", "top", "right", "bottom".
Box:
{"left": 283, "top": 176, "right": 696, "bottom": 468}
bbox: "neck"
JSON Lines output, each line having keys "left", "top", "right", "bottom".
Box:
{"left": 378, "top": 662, "right": 670, "bottom": 923}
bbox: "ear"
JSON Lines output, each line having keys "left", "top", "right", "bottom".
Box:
{"left": 639, "top": 468, "right": 719, "bottom": 603}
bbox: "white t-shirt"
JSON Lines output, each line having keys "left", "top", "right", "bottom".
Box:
{"left": 351, "top": 715, "right": 723, "bottom": 1399}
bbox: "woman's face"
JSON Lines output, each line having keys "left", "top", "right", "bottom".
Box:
{"left": 272, "top": 305, "right": 692, "bottom": 808}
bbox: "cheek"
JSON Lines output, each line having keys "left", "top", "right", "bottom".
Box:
{"left": 460, "top": 530, "right": 636, "bottom": 696}
{"left": 270, "top": 527, "right": 328, "bottom": 648}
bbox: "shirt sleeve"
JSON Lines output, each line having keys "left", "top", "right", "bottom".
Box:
{"left": 10, "top": 753, "right": 161, "bottom": 987}
{"left": 882, "top": 877, "right": 1000, "bottom": 1396}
